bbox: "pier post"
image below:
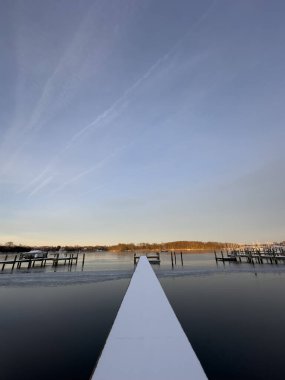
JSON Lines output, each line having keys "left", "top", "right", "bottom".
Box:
{"left": 273, "top": 250, "right": 278, "bottom": 264}
{"left": 54, "top": 252, "right": 59, "bottom": 267}
{"left": 249, "top": 251, "right": 253, "bottom": 264}
{"left": 180, "top": 251, "right": 184, "bottom": 266}
{"left": 82, "top": 253, "right": 86, "bottom": 270}
{"left": 11, "top": 255, "right": 18, "bottom": 271}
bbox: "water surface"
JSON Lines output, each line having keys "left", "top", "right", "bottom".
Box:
{"left": 1, "top": 252, "right": 285, "bottom": 379}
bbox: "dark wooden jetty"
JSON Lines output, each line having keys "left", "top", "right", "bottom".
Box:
{"left": 134, "top": 252, "right": 160, "bottom": 264}
{"left": 134, "top": 251, "right": 184, "bottom": 267}
{"left": 215, "top": 248, "right": 285, "bottom": 265}
{"left": 0, "top": 251, "right": 82, "bottom": 271}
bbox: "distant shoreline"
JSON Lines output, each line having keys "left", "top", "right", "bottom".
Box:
{"left": 106, "top": 249, "right": 215, "bottom": 253}
{"left": 0, "top": 241, "right": 239, "bottom": 254}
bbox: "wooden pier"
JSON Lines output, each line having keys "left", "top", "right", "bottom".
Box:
{"left": 134, "top": 252, "right": 160, "bottom": 264}
{"left": 215, "top": 248, "right": 285, "bottom": 265}
{"left": 0, "top": 251, "right": 81, "bottom": 271}
{"left": 134, "top": 251, "right": 184, "bottom": 267}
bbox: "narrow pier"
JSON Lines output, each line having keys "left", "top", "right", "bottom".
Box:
{"left": 215, "top": 248, "right": 285, "bottom": 265}
{"left": 91, "top": 256, "right": 207, "bottom": 380}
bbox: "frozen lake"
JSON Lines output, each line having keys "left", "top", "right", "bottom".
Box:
{"left": 1, "top": 252, "right": 285, "bottom": 379}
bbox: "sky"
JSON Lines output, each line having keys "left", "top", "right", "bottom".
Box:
{"left": 0, "top": 0, "right": 284, "bottom": 246}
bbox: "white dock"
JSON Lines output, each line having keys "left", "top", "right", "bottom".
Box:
{"left": 91, "top": 256, "right": 208, "bottom": 380}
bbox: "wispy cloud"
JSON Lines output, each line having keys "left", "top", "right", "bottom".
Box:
{"left": 62, "top": 1, "right": 217, "bottom": 151}
{"left": 6, "top": 1, "right": 216, "bottom": 199}
{"left": 48, "top": 167, "right": 97, "bottom": 197}
{"left": 19, "top": 3, "right": 98, "bottom": 135}
{"left": 62, "top": 53, "right": 170, "bottom": 152}
{"left": 0, "top": 2, "right": 105, "bottom": 175}
{"left": 17, "top": 166, "right": 51, "bottom": 194}
{"left": 49, "top": 145, "right": 130, "bottom": 197}
{"left": 28, "top": 175, "right": 53, "bottom": 197}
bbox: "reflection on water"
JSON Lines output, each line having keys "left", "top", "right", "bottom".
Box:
{"left": 1, "top": 252, "right": 285, "bottom": 379}
{"left": 0, "top": 279, "right": 130, "bottom": 380}
{"left": 161, "top": 272, "right": 285, "bottom": 380}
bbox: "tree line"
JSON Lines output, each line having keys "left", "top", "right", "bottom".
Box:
{"left": 108, "top": 241, "right": 238, "bottom": 251}
{"left": 0, "top": 241, "right": 239, "bottom": 253}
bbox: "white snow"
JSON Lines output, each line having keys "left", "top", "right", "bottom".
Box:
{"left": 91, "top": 256, "right": 208, "bottom": 380}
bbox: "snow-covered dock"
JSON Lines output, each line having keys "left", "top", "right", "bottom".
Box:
{"left": 0, "top": 252, "right": 80, "bottom": 270}
{"left": 91, "top": 256, "right": 208, "bottom": 380}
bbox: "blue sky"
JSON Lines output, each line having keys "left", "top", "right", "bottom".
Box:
{"left": 0, "top": 0, "right": 284, "bottom": 245}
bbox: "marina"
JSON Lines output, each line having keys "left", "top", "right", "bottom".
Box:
{"left": 215, "top": 248, "right": 285, "bottom": 264}
{"left": 0, "top": 250, "right": 186, "bottom": 272}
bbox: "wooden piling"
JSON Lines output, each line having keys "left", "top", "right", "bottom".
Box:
{"left": 273, "top": 250, "right": 278, "bottom": 264}
{"left": 54, "top": 252, "right": 59, "bottom": 267}
{"left": 17, "top": 258, "right": 20, "bottom": 269}
{"left": 180, "top": 251, "right": 183, "bottom": 266}
{"left": 11, "top": 255, "right": 17, "bottom": 271}
{"left": 248, "top": 251, "right": 254, "bottom": 264}
{"left": 82, "top": 253, "right": 86, "bottom": 269}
